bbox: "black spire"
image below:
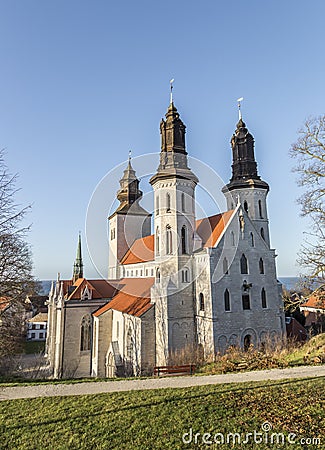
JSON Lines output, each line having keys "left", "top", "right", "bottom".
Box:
{"left": 225, "top": 117, "right": 269, "bottom": 191}
{"left": 110, "top": 156, "right": 150, "bottom": 218}
{"left": 150, "top": 100, "right": 198, "bottom": 184}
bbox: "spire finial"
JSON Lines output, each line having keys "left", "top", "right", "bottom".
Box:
{"left": 128, "top": 149, "right": 132, "bottom": 161}
{"left": 237, "top": 97, "right": 244, "bottom": 120}
{"left": 170, "top": 78, "right": 174, "bottom": 104}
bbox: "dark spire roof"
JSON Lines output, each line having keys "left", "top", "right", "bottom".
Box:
{"left": 72, "top": 233, "right": 83, "bottom": 283}
{"left": 224, "top": 115, "right": 269, "bottom": 192}
{"left": 150, "top": 100, "right": 198, "bottom": 185}
{"left": 110, "top": 157, "right": 151, "bottom": 218}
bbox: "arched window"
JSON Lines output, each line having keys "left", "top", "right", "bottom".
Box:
{"left": 156, "top": 226, "right": 160, "bottom": 255}
{"left": 240, "top": 254, "right": 248, "bottom": 274}
{"left": 259, "top": 258, "right": 264, "bottom": 274}
{"left": 181, "top": 193, "right": 185, "bottom": 212}
{"left": 166, "top": 225, "right": 172, "bottom": 254}
{"left": 250, "top": 232, "right": 254, "bottom": 247}
{"left": 258, "top": 200, "right": 263, "bottom": 218}
{"left": 261, "top": 288, "right": 267, "bottom": 308}
{"left": 242, "top": 295, "right": 250, "bottom": 310}
{"left": 156, "top": 268, "right": 160, "bottom": 283}
{"left": 244, "top": 334, "right": 251, "bottom": 351}
{"left": 156, "top": 196, "right": 159, "bottom": 215}
{"left": 261, "top": 227, "right": 265, "bottom": 241}
{"left": 224, "top": 289, "right": 230, "bottom": 311}
{"left": 80, "top": 315, "right": 91, "bottom": 351}
{"left": 223, "top": 257, "right": 229, "bottom": 275}
{"left": 244, "top": 201, "right": 248, "bottom": 213}
{"left": 181, "top": 225, "right": 187, "bottom": 254}
{"left": 182, "top": 268, "right": 189, "bottom": 283}
{"left": 199, "top": 293, "right": 204, "bottom": 311}
{"left": 166, "top": 193, "right": 171, "bottom": 212}
{"left": 231, "top": 231, "right": 235, "bottom": 247}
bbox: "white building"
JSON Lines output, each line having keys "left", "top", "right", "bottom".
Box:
{"left": 27, "top": 313, "right": 48, "bottom": 341}
{"left": 46, "top": 96, "right": 285, "bottom": 378}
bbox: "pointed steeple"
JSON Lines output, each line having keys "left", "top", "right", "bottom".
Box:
{"left": 225, "top": 114, "right": 269, "bottom": 192}
{"left": 150, "top": 88, "right": 198, "bottom": 185}
{"left": 73, "top": 233, "right": 83, "bottom": 283}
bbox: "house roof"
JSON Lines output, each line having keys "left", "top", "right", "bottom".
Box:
{"left": 119, "top": 210, "right": 235, "bottom": 265}
{"left": 301, "top": 286, "right": 325, "bottom": 311}
{"left": 121, "top": 235, "right": 154, "bottom": 265}
{"left": 28, "top": 313, "right": 48, "bottom": 323}
{"left": 0, "top": 298, "right": 10, "bottom": 313}
{"left": 196, "top": 210, "right": 234, "bottom": 248}
{"left": 93, "top": 278, "right": 155, "bottom": 318}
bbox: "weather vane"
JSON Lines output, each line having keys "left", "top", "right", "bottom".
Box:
{"left": 170, "top": 78, "right": 174, "bottom": 103}
{"left": 237, "top": 97, "right": 244, "bottom": 120}
{"left": 128, "top": 149, "right": 132, "bottom": 161}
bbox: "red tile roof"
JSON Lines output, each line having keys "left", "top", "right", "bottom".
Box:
{"left": 121, "top": 235, "right": 154, "bottom": 265}
{"left": 93, "top": 278, "right": 155, "bottom": 318}
{"left": 196, "top": 210, "right": 234, "bottom": 248}
{"left": 120, "top": 210, "right": 235, "bottom": 265}
{"left": 301, "top": 287, "right": 325, "bottom": 310}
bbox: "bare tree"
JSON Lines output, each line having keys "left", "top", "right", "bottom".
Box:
{"left": 290, "top": 116, "right": 325, "bottom": 282}
{"left": 0, "top": 149, "right": 38, "bottom": 367}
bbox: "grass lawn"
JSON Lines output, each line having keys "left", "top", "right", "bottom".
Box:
{"left": 0, "top": 377, "right": 324, "bottom": 449}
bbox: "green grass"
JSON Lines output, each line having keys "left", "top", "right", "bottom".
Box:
{"left": 0, "top": 377, "right": 324, "bottom": 449}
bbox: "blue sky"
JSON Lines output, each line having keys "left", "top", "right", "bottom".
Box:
{"left": 0, "top": 0, "right": 323, "bottom": 279}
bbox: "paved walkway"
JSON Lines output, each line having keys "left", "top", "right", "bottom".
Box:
{"left": 0, "top": 365, "right": 324, "bottom": 401}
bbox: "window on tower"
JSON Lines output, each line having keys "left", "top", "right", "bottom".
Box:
{"left": 223, "top": 257, "right": 229, "bottom": 275}
{"left": 166, "top": 225, "right": 172, "bottom": 254}
{"left": 261, "top": 227, "right": 265, "bottom": 241}
{"left": 156, "top": 196, "right": 160, "bottom": 215}
{"left": 250, "top": 232, "right": 254, "bottom": 247}
{"left": 181, "top": 193, "right": 185, "bottom": 212}
{"left": 231, "top": 231, "right": 235, "bottom": 246}
{"left": 224, "top": 289, "right": 230, "bottom": 311}
{"left": 244, "top": 201, "right": 248, "bottom": 213}
{"left": 156, "top": 268, "right": 161, "bottom": 283}
{"left": 199, "top": 293, "right": 204, "bottom": 311}
{"left": 166, "top": 193, "right": 171, "bottom": 212}
{"left": 261, "top": 288, "right": 267, "bottom": 308}
{"left": 156, "top": 226, "right": 160, "bottom": 255}
{"left": 181, "top": 225, "right": 187, "bottom": 254}
{"left": 258, "top": 200, "right": 263, "bottom": 218}
{"left": 259, "top": 258, "right": 265, "bottom": 274}
{"left": 242, "top": 294, "right": 250, "bottom": 310}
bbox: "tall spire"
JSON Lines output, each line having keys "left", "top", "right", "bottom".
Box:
{"left": 73, "top": 232, "right": 83, "bottom": 283}
{"left": 150, "top": 85, "right": 198, "bottom": 185}
{"left": 224, "top": 106, "right": 269, "bottom": 192}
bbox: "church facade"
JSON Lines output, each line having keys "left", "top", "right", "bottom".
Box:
{"left": 46, "top": 97, "right": 285, "bottom": 378}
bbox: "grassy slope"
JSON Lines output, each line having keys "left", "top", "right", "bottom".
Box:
{"left": 0, "top": 377, "right": 324, "bottom": 449}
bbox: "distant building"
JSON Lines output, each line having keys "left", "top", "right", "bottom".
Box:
{"left": 27, "top": 313, "right": 48, "bottom": 341}
{"left": 46, "top": 95, "right": 285, "bottom": 378}
{"left": 301, "top": 286, "right": 325, "bottom": 334}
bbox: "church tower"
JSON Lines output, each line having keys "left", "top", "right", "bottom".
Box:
{"left": 108, "top": 155, "right": 151, "bottom": 279}
{"left": 222, "top": 111, "right": 271, "bottom": 246}
{"left": 149, "top": 87, "right": 201, "bottom": 363}
{"left": 72, "top": 233, "right": 83, "bottom": 283}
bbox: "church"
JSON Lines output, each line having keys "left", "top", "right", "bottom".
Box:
{"left": 46, "top": 93, "right": 285, "bottom": 378}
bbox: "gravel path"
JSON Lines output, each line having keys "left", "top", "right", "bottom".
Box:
{"left": 1, "top": 365, "right": 324, "bottom": 401}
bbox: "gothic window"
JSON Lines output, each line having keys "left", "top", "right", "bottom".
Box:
{"left": 261, "top": 227, "right": 265, "bottom": 241}
{"left": 181, "top": 225, "right": 187, "bottom": 254}
{"left": 223, "top": 257, "right": 229, "bottom": 275}
{"left": 258, "top": 200, "right": 263, "bottom": 218}
{"left": 80, "top": 315, "right": 91, "bottom": 351}
{"left": 181, "top": 193, "right": 185, "bottom": 212}
{"left": 231, "top": 231, "right": 235, "bottom": 247}
{"left": 259, "top": 258, "right": 265, "bottom": 274}
{"left": 156, "top": 226, "right": 160, "bottom": 255}
{"left": 242, "top": 294, "right": 250, "bottom": 310}
{"left": 166, "top": 225, "right": 172, "bottom": 254}
{"left": 250, "top": 232, "right": 254, "bottom": 247}
{"left": 166, "top": 193, "right": 171, "bottom": 212}
{"left": 182, "top": 268, "right": 189, "bottom": 283}
{"left": 156, "top": 268, "right": 160, "bottom": 283}
{"left": 261, "top": 288, "right": 267, "bottom": 308}
{"left": 156, "top": 196, "right": 159, "bottom": 215}
{"left": 244, "top": 201, "right": 248, "bottom": 213}
{"left": 240, "top": 254, "right": 248, "bottom": 274}
{"left": 199, "top": 293, "right": 204, "bottom": 311}
{"left": 224, "top": 289, "right": 230, "bottom": 311}
{"left": 110, "top": 228, "right": 115, "bottom": 240}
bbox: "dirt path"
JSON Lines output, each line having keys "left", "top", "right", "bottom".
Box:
{"left": 1, "top": 365, "right": 324, "bottom": 401}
